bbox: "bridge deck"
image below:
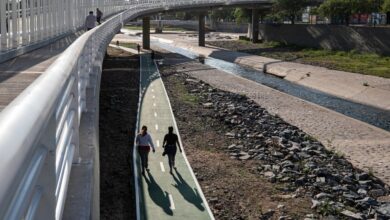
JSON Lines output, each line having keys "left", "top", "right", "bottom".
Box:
{"left": 0, "top": 32, "right": 82, "bottom": 111}
{"left": 136, "top": 53, "right": 213, "bottom": 220}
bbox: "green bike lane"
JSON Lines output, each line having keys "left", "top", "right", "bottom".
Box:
{"left": 135, "top": 53, "right": 214, "bottom": 220}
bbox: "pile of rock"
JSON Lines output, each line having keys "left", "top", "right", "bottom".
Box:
{"left": 184, "top": 76, "right": 390, "bottom": 219}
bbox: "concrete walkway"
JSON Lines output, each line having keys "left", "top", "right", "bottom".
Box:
{"left": 151, "top": 34, "right": 390, "bottom": 111}
{"left": 158, "top": 50, "right": 390, "bottom": 186}
{"left": 136, "top": 53, "right": 213, "bottom": 220}
{"left": 0, "top": 32, "right": 82, "bottom": 111}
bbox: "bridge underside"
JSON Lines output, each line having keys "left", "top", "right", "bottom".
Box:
{"left": 135, "top": 2, "right": 272, "bottom": 49}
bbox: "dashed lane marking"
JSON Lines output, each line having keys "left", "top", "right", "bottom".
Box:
{"left": 160, "top": 162, "right": 165, "bottom": 172}
{"left": 169, "top": 194, "right": 175, "bottom": 210}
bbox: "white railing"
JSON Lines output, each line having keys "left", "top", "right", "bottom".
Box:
{"left": 0, "top": 0, "right": 271, "bottom": 219}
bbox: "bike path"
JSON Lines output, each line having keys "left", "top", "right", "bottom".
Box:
{"left": 135, "top": 53, "right": 214, "bottom": 220}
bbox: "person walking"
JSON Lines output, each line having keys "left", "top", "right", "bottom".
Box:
{"left": 137, "top": 44, "right": 141, "bottom": 54}
{"left": 151, "top": 50, "right": 155, "bottom": 60}
{"left": 96, "top": 8, "right": 103, "bottom": 25}
{"left": 136, "top": 125, "right": 155, "bottom": 175}
{"left": 162, "top": 126, "right": 182, "bottom": 174}
{"left": 85, "top": 11, "right": 96, "bottom": 31}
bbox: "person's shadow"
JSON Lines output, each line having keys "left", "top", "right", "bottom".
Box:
{"left": 144, "top": 171, "right": 173, "bottom": 216}
{"left": 172, "top": 170, "right": 205, "bottom": 211}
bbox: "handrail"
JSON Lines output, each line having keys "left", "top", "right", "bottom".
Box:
{"left": 0, "top": 0, "right": 271, "bottom": 219}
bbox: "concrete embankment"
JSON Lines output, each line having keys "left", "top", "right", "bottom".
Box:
{"left": 152, "top": 36, "right": 390, "bottom": 111}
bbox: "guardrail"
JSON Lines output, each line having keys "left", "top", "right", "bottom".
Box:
{"left": 0, "top": 0, "right": 271, "bottom": 219}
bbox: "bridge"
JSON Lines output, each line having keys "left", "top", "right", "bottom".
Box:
{"left": 0, "top": 0, "right": 272, "bottom": 220}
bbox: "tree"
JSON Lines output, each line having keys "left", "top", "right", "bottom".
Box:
{"left": 210, "top": 8, "right": 235, "bottom": 22}
{"left": 233, "top": 8, "right": 252, "bottom": 24}
{"left": 273, "top": 0, "right": 310, "bottom": 24}
{"left": 382, "top": 0, "right": 390, "bottom": 24}
{"left": 319, "top": 0, "right": 375, "bottom": 25}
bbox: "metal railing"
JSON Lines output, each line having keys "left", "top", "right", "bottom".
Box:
{"left": 0, "top": 0, "right": 271, "bottom": 219}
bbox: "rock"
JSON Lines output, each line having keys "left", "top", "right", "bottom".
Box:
{"left": 357, "top": 188, "right": 367, "bottom": 195}
{"left": 340, "top": 210, "right": 363, "bottom": 219}
{"left": 377, "top": 203, "right": 390, "bottom": 216}
{"left": 355, "top": 172, "right": 369, "bottom": 181}
{"left": 311, "top": 199, "right": 321, "bottom": 209}
{"left": 227, "top": 144, "right": 237, "bottom": 150}
{"left": 272, "top": 151, "right": 284, "bottom": 158}
{"left": 225, "top": 132, "right": 236, "bottom": 137}
{"left": 369, "top": 189, "right": 386, "bottom": 198}
{"left": 315, "top": 193, "right": 332, "bottom": 200}
{"left": 355, "top": 197, "right": 378, "bottom": 207}
{"left": 239, "top": 154, "right": 250, "bottom": 160}
{"left": 202, "top": 102, "right": 213, "bottom": 108}
{"left": 264, "top": 171, "right": 276, "bottom": 178}
{"left": 277, "top": 204, "right": 285, "bottom": 209}
{"left": 316, "top": 177, "right": 326, "bottom": 183}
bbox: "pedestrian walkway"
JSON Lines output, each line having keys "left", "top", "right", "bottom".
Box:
{"left": 0, "top": 32, "right": 82, "bottom": 111}
{"left": 135, "top": 53, "right": 214, "bottom": 220}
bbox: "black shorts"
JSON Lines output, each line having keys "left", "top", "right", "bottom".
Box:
{"left": 165, "top": 145, "right": 177, "bottom": 155}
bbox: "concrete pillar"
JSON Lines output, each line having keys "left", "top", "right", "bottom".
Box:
{"left": 198, "top": 12, "right": 206, "bottom": 47}
{"left": 142, "top": 17, "right": 150, "bottom": 50}
{"left": 251, "top": 9, "right": 259, "bottom": 43}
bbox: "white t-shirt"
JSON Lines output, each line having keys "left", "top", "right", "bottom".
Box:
{"left": 85, "top": 14, "right": 96, "bottom": 29}
{"left": 136, "top": 133, "right": 155, "bottom": 150}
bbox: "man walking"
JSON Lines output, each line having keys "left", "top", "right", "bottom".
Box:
{"left": 85, "top": 11, "right": 96, "bottom": 31}
{"left": 96, "top": 8, "right": 103, "bottom": 25}
{"left": 137, "top": 44, "right": 141, "bottom": 54}
{"left": 136, "top": 125, "right": 156, "bottom": 175}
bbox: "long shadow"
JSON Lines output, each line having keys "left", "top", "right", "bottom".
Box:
{"left": 144, "top": 171, "right": 174, "bottom": 216}
{"left": 172, "top": 170, "right": 205, "bottom": 211}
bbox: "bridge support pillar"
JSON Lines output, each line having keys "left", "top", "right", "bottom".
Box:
{"left": 251, "top": 9, "right": 259, "bottom": 43}
{"left": 198, "top": 12, "right": 206, "bottom": 47}
{"left": 142, "top": 17, "right": 150, "bottom": 50}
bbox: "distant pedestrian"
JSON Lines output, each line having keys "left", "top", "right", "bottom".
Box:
{"left": 85, "top": 11, "right": 96, "bottom": 31}
{"left": 137, "top": 44, "right": 141, "bottom": 54}
{"left": 136, "top": 125, "right": 155, "bottom": 175}
{"left": 151, "top": 50, "right": 155, "bottom": 60}
{"left": 96, "top": 8, "right": 103, "bottom": 25}
{"left": 162, "top": 126, "right": 182, "bottom": 174}
{"left": 116, "top": 40, "right": 119, "bottom": 47}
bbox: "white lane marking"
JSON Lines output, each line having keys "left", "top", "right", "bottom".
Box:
{"left": 154, "top": 112, "right": 157, "bottom": 117}
{"left": 152, "top": 89, "right": 154, "bottom": 92}
{"left": 169, "top": 194, "right": 175, "bottom": 210}
{"left": 153, "top": 103, "right": 156, "bottom": 107}
{"left": 157, "top": 140, "right": 160, "bottom": 147}
{"left": 155, "top": 124, "right": 158, "bottom": 130}
{"left": 160, "top": 162, "right": 165, "bottom": 172}
{"left": 152, "top": 95, "right": 155, "bottom": 99}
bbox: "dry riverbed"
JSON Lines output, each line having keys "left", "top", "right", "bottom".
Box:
{"left": 159, "top": 57, "right": 390, "bottom": 219}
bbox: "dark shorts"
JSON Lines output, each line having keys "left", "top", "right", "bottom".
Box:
{"left": 165, "top": 145, "right": 177, "bottom": 155}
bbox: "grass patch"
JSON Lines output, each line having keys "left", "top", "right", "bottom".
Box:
{"left": 210, "top": 40, "right": 390, "bottom": 78}
{"left": 171, "top": 78, "right": 199, "bottom": 105}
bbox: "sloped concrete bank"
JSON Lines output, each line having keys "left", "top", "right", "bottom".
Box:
{"left": 152, "top": 36, "right": 390, "bottom": 111}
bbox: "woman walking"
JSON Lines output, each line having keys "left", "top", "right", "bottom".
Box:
{"left": 163, "top": 126, "right": 182, "bottom": 174}
{"left": 136, "top": 125, "right": 155, "bottom": 175}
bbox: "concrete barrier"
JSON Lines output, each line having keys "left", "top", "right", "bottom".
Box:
{"left": 259, "top": 24, "right": 390, "bottom": 55}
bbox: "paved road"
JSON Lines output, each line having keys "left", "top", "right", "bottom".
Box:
{"left": 136, "top": 53, "right": 213, "bottom": 220}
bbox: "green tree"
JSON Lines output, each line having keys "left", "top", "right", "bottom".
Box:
{"left": 382, "top": 0, "right": 390, "bottom": 24}
{"left": 210, "top": 8, "right": 235, "bottom": 22}
{"left": 319, "top": 0, "right": 375, "bottom": 25}
{"left": 273, "top": 0, "right": 310, "bottom": 24}
{"left": 233, "top": 8, "right": 252, "bottom": 24}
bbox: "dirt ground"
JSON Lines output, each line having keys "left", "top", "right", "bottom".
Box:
{"left": 99, "top": 47, "right": 139, "bottom": 220}
{"left": 160, "top": 70, "right": 313, "bottom": 220}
